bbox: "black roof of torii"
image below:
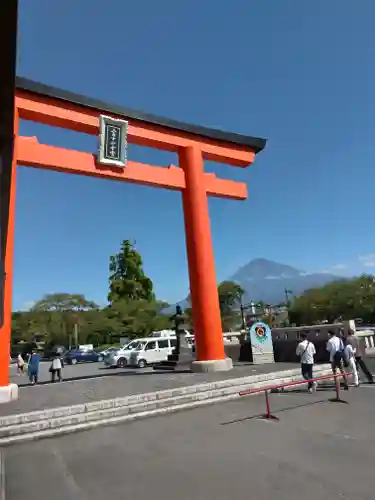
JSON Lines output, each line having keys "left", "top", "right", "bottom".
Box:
{"left": 16, "top": 76, "right": 267, "bottom": 154}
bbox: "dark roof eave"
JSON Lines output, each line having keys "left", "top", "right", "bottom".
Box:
{"left": 15, "top": 76, "right": 267, "bottom": 153}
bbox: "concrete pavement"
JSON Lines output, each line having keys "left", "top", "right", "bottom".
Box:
{"left": 2, "top": 362, "right": 300, "bottom": 417}
{"left": 4, "top": 386, "right": 375, "bottom": 500}
{"left": 0, "top": 364, "right": 334, "bottom": 445}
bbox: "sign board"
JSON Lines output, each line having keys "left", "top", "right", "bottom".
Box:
{"left": 249, "top": 321, "right": 275, "bottom": 364}
{"left": 97, "top": 115, "right": 128, "bottom": 167}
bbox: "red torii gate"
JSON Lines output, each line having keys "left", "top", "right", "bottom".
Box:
{"left": 0, "top": 8, "right": 266, "bottom": 403}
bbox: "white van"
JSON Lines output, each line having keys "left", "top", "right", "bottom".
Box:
{"left": 128, "top": 337, "right": 178, "bottom": 368}
{"left": 104, "top": 339, "right": 148, "bottom": 368}
{"left": 150, "top": 330, "right": 176, "bottom": 338}
{"left": 151, "top": 329, "right": 193, "bottom": 339}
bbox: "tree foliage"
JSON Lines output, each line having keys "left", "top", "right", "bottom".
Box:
{"left": 186, "top": 281, "right": 244, "bottom": 331}
{"left": 108, "top": 240, "right": 155, "bottom": 303}
{"left": 218, "top": 281, "right": 244, "bottom": 331}
{"left": 12, "top": 295, "right": 172, "bottom": 349}
{"left": 289, "top": 275, "right": 375, "bottom": 325}
{"left": 11, "top": 241, "right": 172, "bottom": 351}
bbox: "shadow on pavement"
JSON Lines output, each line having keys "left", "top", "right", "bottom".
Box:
{"left": 16, "top": 367, "right": 188, "bottom": 388}
{"left": 220, "top": 396, "right": 344, "bottom": 426}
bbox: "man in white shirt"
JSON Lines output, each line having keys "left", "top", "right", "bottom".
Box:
{"left": 296, "top": 332, "right": 317, "bottom": 393}
{"left": 326, "top": 331, "right": 349, "bottom": 390}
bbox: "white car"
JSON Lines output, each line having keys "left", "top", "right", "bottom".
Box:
{"left": 104, "top": 339, "right": 148, "bottom": 368}
{"left": 98, "top": 347, "right": 118, "bottom": 362}
{"left": 128, "top": 336, "right": 177, "bottom": 368}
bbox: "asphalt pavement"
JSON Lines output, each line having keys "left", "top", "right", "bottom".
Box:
{"left": 5, "top": 357, "right": 375, "bottom": 418}
{"left": 9, "top": 360, "right": 132, "bottom": 385}
{"left": 4, "top": 385, "right": 375, "bottom": 500}
{"left": 2, "top": 361, "right": 301, "bottom": 417}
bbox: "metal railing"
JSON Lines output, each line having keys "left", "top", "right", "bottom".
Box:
{"left": 239, "top": 372, "right": 352, "bottom": 420}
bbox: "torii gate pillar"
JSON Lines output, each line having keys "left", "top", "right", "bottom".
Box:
{"left": 181, "top": 146, "right": 229, "bottom": 371}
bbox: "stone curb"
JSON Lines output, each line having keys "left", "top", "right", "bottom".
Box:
{"left": 0, "top": 365, "right": 331, "bottom": 428}
{"left": 0, "top": 366, "right": 333, "bottom": 445}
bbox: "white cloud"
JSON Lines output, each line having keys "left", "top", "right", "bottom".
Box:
{"left": 331, "top": 264, "right": 347, "bottom": 270}
{"left": 264, "top": 275, "right": 281, "bottom": 280}
{"left": 317, "top": 264, "right": 347, "bottom": 274}
{"left": 359, "top": 254, "right": 375, "bottom": 267}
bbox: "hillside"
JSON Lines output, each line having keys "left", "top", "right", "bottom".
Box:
{"left": 229, "top": 258, "right": 343, "bottom": 304}
{"left": 167, "top": 258, "right": 343, "bottom": 312}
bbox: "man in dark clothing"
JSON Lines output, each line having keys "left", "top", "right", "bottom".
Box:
{"left": 346, "top": 330, "right": 374, "bottom": 384}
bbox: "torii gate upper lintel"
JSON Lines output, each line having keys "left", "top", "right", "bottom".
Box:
{"left": 0, "top": 76, "right": 266, "bottom": 400}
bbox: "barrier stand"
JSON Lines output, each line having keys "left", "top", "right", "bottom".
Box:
{"left": 261, "top": 389, "right": 279, "bottom": 421}
{"left": 329, "top": 373, "right": 349, "bottom": 404}
{"left": 239, "top": 372, "right": 352, "bottom": 421}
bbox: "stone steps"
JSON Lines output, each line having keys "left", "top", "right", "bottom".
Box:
{"left": 0, "top": 365, "right": 333, "bottom": 446}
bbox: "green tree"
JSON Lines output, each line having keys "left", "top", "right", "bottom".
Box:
{"left": 218, "top": 281, "right": 244, "bottom": 331}
{"left": 108, "top": 299, "right": 171, "bottom": 338}
{"left": 108, "top": 240, "right": 155, "bottom": 303}
{"left": 184, "top": 307, "right": 193, "bottom": 329}
{"left": 32, "top": 293, "right": 98, "bottom": 312}
{"left": 11, "top": 311, "right": 44, "bottom": 344}
{"left": 185, "top": 281, "right": 244, "bottom": 331}
{"left": 78, "top": 307, "right": 122, "bottom": 346}
{"left": 31, "top": 293, "right": 99, "bottom": 346}
{"left": 289, "top": 275, "right": 375, "bottom": 325}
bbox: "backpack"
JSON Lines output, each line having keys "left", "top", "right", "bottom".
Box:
{"left": 333, "top": 339, "right": 349, "bottom": 367}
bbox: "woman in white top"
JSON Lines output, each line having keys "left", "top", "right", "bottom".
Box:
{"left": 50, "top": 353, "right": 63, "bottom": 382}
{"left": 17, "top": 353, "right": 25, "bottom": 375}
{"left": 345, "top": 342, "right": 359, "bottom": 387}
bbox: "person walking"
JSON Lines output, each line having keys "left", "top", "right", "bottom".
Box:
{"left": 16, "top": 353, "right": 25, "bottom": 375}
{"left": 49, "top": 352, "right": 63, "bottom": 382}
{"left": 346, "top": 329, "right": 374, "bottom": 384}
{"left": 27, "top": 349, "right": 41, "bottom": 385}
{"left": 296, "top": 332, "right": 317, "bottom": 393}
{"left": 344, "top": 338, "right": 359, "bottom": 387}
{"left": 326, "top": 330, "right": 349, "bottom": 390}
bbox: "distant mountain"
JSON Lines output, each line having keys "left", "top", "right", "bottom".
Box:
{"left": 229, "top": 258, "right": 344, "bottom": 304}
{"left": 166, "top": 258, "right": 344, "bottom": 313}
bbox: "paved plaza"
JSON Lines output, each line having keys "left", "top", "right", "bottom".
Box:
{"left": 3, "top": 361, "right": 298, "bottom": 416}
{"left": 4, "top": 385, "right": 375, "bottom": 500}
{"left": 5, "top": 357, "right": 375, "bottom": 417}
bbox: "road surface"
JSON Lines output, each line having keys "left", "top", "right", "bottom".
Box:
{"left": 1, "top": 361, "right": 300, "bottom": 417}
{"left": 4, "top": 385, "right": 375, "bottom": 499}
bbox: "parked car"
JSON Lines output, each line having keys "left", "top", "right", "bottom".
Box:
{"left": 104, "top": 339, "right": 150, "bottom": 368}
{"left": 44, "top": 345, "right": 67, "bottom": 360}
{"left": 98, "top": 347, "right": 118, "bottom": 362}
{"left": 128, "top": 337, "right": 178, "bottom": 368}
{"left": 64, "top": 349, "right": 100, "bottom": 365}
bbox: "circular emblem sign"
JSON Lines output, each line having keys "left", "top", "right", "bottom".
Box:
{"left": 250, "top": 322, "right": 271, "bottom": 344}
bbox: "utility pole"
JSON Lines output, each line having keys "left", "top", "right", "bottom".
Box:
{"left": 73, "top": 323, "right": 79, "bottom": 347}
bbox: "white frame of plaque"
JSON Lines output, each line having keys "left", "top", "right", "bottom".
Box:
{"left": 97, "top": 115, "right": 128, "bottom": 168}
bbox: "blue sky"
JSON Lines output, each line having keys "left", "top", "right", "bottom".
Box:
{"left": 14, "top": 0, "right": 375, "bottom": 310}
